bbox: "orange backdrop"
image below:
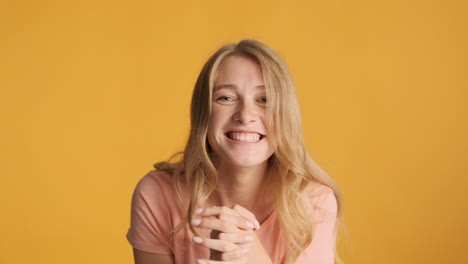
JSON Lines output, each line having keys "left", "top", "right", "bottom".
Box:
{"left": 1, "top": 0, "right": 467, "bottom": 263}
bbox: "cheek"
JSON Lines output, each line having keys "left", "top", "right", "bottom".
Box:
{"left": 209, "top": 109, "right": 230, "bottom": 128}
{"left": 207, "top": 113, "right": 225, "bottom": 142}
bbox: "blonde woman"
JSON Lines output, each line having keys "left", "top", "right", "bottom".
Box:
{"left": 126, "top": 39, "right": 343, "bottom": 264}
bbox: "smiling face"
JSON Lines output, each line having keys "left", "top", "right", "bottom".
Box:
{"left": 207, "top": 55, "right": 274, "bottom": 168}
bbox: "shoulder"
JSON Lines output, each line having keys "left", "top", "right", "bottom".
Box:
{"left": 304, "top": 181, "right": 338, "bottom": 219}
{"left": 131, "top": 170, "right": 190, "bottom": 210}
{"left": 127, "top": 170, "right": 179, "bottom": 254}
{"left": 130, "top": 170, "right": 176, "bottom": 208}
{"left": 134, "top": 170, "right": 173, "bottom": 192}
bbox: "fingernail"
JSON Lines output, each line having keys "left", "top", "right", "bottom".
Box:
{"left": 245, "top": 235, "right": 254, "bottom": 241}
{"left": 192, "top": 237, "right": 203, "bottom": 244}
{"left": 194, "top": 208, "right": 204, "bottom": 215}
{"left": 191, "top": 218, "right": 201, "bottom": 226}
{"left": 254, "top": 220, "right": 261, "bottom": 230}
{"left": 246, "top": 221, "right": 254, "bottom": 229}
{"left": 241, "top": 247, "right": 249, "bottom": 254}
{"left": 197, "top": 260, "right": 207, "bottom": 264}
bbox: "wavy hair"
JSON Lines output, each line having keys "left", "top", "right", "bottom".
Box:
{"left": 155, "top": 39, "right": 344, "bottom": 264}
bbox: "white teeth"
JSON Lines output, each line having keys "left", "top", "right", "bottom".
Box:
{"left": 228, "top": 132, "right": 261, "bottom": 142}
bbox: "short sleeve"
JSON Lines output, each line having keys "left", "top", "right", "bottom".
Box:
{"left": 295, "top": 187, "right": 338, "bottom": 264}
{"left": 126, "top": 172, "right": 173, "bottom": 254}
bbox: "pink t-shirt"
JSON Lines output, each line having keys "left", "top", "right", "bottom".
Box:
{"left": 126, "top": 170, "right": 337, "bottom": 264}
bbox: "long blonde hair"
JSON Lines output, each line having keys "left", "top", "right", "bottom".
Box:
{"left": 155, "top": 39, "right": 344, "bottom": 263}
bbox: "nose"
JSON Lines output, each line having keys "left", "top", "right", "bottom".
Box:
{"left": 233, "top": 100, "right": 257, "bottom": 124}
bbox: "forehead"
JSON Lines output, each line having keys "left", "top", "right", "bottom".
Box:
{"left": 214, "top": 55, "right": 264, "bottom": 87}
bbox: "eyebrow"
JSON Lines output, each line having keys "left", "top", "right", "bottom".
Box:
{"left": 213, "top": 84, "right": 265, "bottom": 91}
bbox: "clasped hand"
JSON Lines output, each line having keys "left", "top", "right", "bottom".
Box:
{"left": 191, "top": 204, "right": 272, "bottom": 264}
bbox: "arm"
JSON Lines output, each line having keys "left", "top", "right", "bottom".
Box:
{"left": 133, "top": 248, "right": 174, "bottom": 264}
{"left": 295, "top": 189, "right": 338, "bottom": 264}
{"left": 126, "top": 173, "right": 174, "bottom": 261}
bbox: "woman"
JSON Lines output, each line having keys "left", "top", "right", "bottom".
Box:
{"left": 126, "top": 39, "right": 343, "bottom": 264}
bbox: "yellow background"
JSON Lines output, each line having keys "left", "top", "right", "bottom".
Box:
{"left": 1, "top": 0, "right": 467, "bottom": 263}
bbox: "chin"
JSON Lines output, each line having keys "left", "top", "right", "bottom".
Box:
{"left": 227, "top": 156, "right": 270, "bottom": 168}
{"left": 232, "top": 162, "right": 264, "bottom": 168}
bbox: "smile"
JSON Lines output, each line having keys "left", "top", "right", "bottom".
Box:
{"left": 225, "top": 131, "right": 266, "bottom": 143}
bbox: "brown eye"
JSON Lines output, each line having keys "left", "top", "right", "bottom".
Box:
{"left": 259, "top": 97, "right": 267, "bottom": 103}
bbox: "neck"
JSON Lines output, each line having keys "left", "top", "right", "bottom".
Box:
{"left": 210, "top": 159, "right": 274, "bottom": 222}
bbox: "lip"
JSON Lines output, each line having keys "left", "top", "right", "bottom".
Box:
{"left": 224, "top": 134, "right": 265, "bottom": 144}
{"left": 224, "top": 130, "right": 266, "bottom": 136}
{"left": 224, "top": 130, "right": 266, "bottom": 144}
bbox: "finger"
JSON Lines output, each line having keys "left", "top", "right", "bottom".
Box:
{"left": 196, "top": 206, "right": 257, "bottom": 230}
{"left": 220, "top": 247, "right": 249, "bottom": 261}
{"left": 218, "top": 213, "right": 256, "bottom": 230}
{"left": 232, "top": 204, "right": 260, "bottom": 229}
{"left": 192, "top": 236, "right": 237, "bottom": 253}
{"left": 218, "top": 232, "right": 254, "bottom": 244}
{"left": 197, "top": 257, "right": 247, "bottom": 264}
{"left": 196, "top": 206, "right": 239, "bottom": 217}
{"left": 191, "top": 217, "right": 238, "bottom": 233}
